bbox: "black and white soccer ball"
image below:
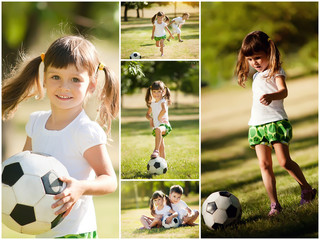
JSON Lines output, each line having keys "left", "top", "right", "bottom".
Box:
{"left": 130, "top": 52, "right": 141, "bottom": 59}
{"left": 162, "top": 215, "right": 180, "bottom": 228}
{"left": 202, "top": 191, "right": 241, "bottom": 230}
{"left": 2, "top": 151, "right": 69, "bottom": 235}
{"left": 147, "top": 157, "right": 167, "bottom": 175}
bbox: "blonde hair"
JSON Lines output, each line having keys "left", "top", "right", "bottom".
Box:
{"left": 2, "top": 35, "right": 119, "bottom": 133}
{"left": 145, "top": 80, "right": 171, "bottom": 108}
{"left": 236, "top": 31, "right": 281, "bottom": 87}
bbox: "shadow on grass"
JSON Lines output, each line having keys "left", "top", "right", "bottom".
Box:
{"left": 121, "top": 23, "right": 199, "bottom": 33}
{"left": 122, "top": 106, "right": 199, "bottom": 118}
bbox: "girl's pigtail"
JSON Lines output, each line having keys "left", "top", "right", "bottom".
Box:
{"left": 268, "top": 39, "right": 281, "bottom": 79}
{"left": 151, "top": 14, "right": 157, "bottom": 24}
{"left": 2, "top": 56, "right": 44, "bottom": 120}
{"left": 236, "top": 51, "right": 249, "bottom": 88}
{"left": 145, "top": 87, "right": 152, "bottom": 108}
{"left": 164, "top": 16, "right": 170, "bottom": 23}
{"left": 165, "top": 195, "right": 172, "bottom": 208}
{"left": 149, "top": 198, "right": 155, "bottom": 215}
{"left": 164, "top": 86, "right": 172, "bottom": 105}
{"left": 97, "top": 65, "right": 119, "bottom": 134}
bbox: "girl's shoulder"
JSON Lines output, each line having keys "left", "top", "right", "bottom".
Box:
{"left": 28, "top": 110, "right": 51, "bottom": 124}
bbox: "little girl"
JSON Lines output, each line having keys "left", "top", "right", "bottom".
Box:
{"left": 151, "top": 11, "right": 174, "bottom": 57}
{"left": 236, "top": 31, "right": 316, "bottom": 216}
{"left": 2, "top": 35, "right": 119, "bottom": 237}
{"left": 140, "top": 190, "right": 178, "bottom": 229}
{"left": 167, "top": 12, "right": 190, "bottom": 42}
{"left": 145, "top": 81, "right": 172, "bottom": 159}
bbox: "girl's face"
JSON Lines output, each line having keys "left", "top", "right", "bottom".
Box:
{"left": 44, "top": 64, "right": 96, "bottom": 112}
{"left": 152, "top": 89, "right": 164, "bottom": 102}
{"left": 245, "top": 51, "right": 269, "bottom": 72}
{"left": 153, "top": 197, "right": 164, "bottom": 207}
{"left": 157, "top": 15, "right": 164, "bottom": 23}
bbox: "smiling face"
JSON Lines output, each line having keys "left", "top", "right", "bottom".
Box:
{"left": 157, "top": 15, "right": 164, "bottom": 23}
{"left": 153, "top": 196, "right": 164, "bottom": 208}
{"left": 151, "top": 89, "right": 164, "bottom": 102}
{"left": 169, "top": 192, "right": 182, "bottom": 204}
{"left": 245, "top": 51, "right": 269, "bottom": 72}
{"left": 44, "top": 64, "right": 95, "bottom": 112}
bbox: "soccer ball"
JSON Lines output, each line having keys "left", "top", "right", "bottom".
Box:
{"left": 130, "top": 52, "right": 141, "bottom": 59}
{"left": 202, "top": 191, "right": 241, "bottom": 230}
{"left": 147, "top": 157, "right": 167, "bottom": 175}
{"left": 2, "top": 151, "right": 69, "bottom": 235}
{"left": 162, "top": 215, "right": 180, "bottom": 228}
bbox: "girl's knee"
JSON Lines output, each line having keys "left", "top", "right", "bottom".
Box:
{"left": 278, "top": 158, "right": 292, "bottom": 170}
{"left": 259, "top": 159, "right": 272, "bottom": 171}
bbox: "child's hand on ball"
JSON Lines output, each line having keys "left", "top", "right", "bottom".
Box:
{"left": 52, "top": 176, "right": 85, "bottom": 217}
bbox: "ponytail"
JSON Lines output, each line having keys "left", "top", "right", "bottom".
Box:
{"left": 151, "top": 14, "right": 157, "bottom": 24}
{"left": 96, "top": 64, "right": 119, "bottom": 134}
{"left": 149, "top": 197, "right": 155, "bottom": 215}
{"left": 163, "top": 86, "right": 172, "bottom": 105}
{"left": 267, "top": 39, "right": 281, "bottom": 80}
{"left": 2, "top": 56, "right": 44, "bottom": 120}
{"left": 236, "top": 50, "right": 250, "bottom": 88}
{"left": 145, "top": 87, "right": 152, "bottom": 108}
{"left": 165, "top": 194, "right": 172, "bottom": 208}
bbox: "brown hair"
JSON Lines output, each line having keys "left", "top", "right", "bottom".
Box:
{"left": 149, "top": 190, "right": 172, "bottom": 215}
{"left": 236, "top": 31, "right": 282, "bottom": 87}
{"left": 145, "top": 80, "right": 171, "bottom": 108}
{"left": 151, "top": 11, "right": 170, "bottom": 24}
{"left": 2, "top": 35, "right": 119, "bottom": 133}
{"left": 170, "top": 185, "right": 184, "bottom": 195}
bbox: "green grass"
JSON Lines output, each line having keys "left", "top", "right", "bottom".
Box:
{"left": 121, "top": 204, "right": 199, "bottom": 238}
{"left": 121, "top": 16, "right": 199, "bottom": 59}
{"left": 201, "top": 111, "right": 318, "bottom": 237}
{"left": 121, "top": 106, "right": 199, "bottom": 179}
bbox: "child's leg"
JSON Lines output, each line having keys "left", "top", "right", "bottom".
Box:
{"left": 156, "top": 40, "right": 160, "bottom": 47}
{"left": 160, "top": 39, "right": 165, "bottom": 55}
{"left": 255, "top": 144, "right": 279, "bottom": 204}
{"left": 159, "top": 138, "right": 165, "bottom": 159}
{"left": 149, "top": 218, "right": 162, "bottom": 228}
{"left": 177, "top": 33, "right": 182, "bottom": 41}
{"left": 140, "top": 215, "right": 153, "bottom": 229}
{"left": 154, "top": 126, "right": 166, "bottom": 152}
{"left": 182, "top": 210, "right": 199, "bottom": 225}
{"left": 273, "top": 143, "right": 312, "bottom": 192}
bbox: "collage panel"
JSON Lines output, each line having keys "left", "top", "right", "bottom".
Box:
{"left": 121, "top": 180, "right": 200, "bottom": 238}
{"left": 121, "top": 61, "right": 200, "bottom": 180}
{"left": 121, "top": 2, "right": 199, "bottom": 60}
{"left": 2, "top": 2, "right": 119, "bottom": 238}
{"left": 201, "top": 2, "right": 318, "bottom": 238}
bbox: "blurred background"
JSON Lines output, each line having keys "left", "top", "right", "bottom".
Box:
{"left": 201, "top": 2, "right": 318, "bottom": 237}
{"left": 121, "top": 61, "right": 199, "bottom": 179}
{"left": 121, "top": 2, "right": 199, "bottom": 59}
{"left": 2, "top": 2, "right": 119, "bottom": 238}
{"left": 121, "top": 181, "right": 199, "bottom": 238}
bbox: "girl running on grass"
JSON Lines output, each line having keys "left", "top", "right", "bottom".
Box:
{"left": 145, "top": 81, "right": 172, "bottom": 159}
{"left": 151, "top": 11, "right": 174, "bottom": 57}
{"left": 140, "top": 190, "right": 178, "bottom": 229}
{"left": 236, "top": 30, "right": 316, "bottom": 216}
{"left": 2, "top": 35, "right": 119, "bottom": 237}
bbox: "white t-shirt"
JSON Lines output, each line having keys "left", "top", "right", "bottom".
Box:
{"left": 151, "top": 98, "right": 170, "bottom": 128}
{"left": 155, "top": 205, "right": 171, "bottom": 219}
{"left": 26, "top": 110, "right": 106, "bottom": 237}
{"left": 171, "top": 200, "right": 188, "bottom": 221}
{"left": 172, "top": 17, "right": 185, "bottom": 27}
{"left": 153, "top": 21, "right": 167, "bottom": 37}
{"left": 248, "top": 68, "right": 288, "bottom": 126}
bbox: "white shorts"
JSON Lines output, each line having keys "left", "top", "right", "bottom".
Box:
{"left": 171, "top": 24, "right": 181, "bottom": 34}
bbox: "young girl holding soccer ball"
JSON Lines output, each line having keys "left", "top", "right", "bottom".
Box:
{"left": 145, "top": 81, "right": 172, "bottom": 160}
{"left": 236, "top": 31, "right": 316, "bottom": 216}
{"left": 151, "top": 11, "right": 174, "bottom": 57}
{"left": 2, "top": 35, "right": 119, "bottom": 237}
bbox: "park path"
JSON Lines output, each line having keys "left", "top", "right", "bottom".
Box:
{"left": 201, "top": 76, "right": 318, "bottom": 141}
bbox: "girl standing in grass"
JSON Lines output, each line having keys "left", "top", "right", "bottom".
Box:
{"left": 2, "top": 35, "right": 119, "bottom": 237}
{"left": 151, "top": 11, "right": 174, "bottom": 57}
{"left": 145, "top": 81, "right": 172, "bottom": 159}
{"left": 236, "top": 30, "right": 316, "bottom": 216}
{"left": 140, "top": 190, "right": 178, "bottom": 229}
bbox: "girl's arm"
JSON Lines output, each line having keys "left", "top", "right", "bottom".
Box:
{"left": 23, "top": 136, "right": 32, "bottom": 151}
{"left": 151, "top": 25, "right": 155, "bottom": 40}
{"left": 146, "top": 107, "right": 154, "bottom": 127}
{"left": 165, "top": 26, "right": 174, "bottom": 39}
{"left": 260, "top": 75, "right": 288, "bottom": 106}
{"left": 158, "top": 102, "right": 168, "bottom": 123}
{"left": 52, "top": 144, "right": 117, "bottom": 216}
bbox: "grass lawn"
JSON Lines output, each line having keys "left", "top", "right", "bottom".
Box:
{"left": 201, "top": 76, "right": 318, "bottom": 237}
{"left": 121, "top": 106, "right": 199, "bottom": 179}
{"left": 121, "top": 15, "right": 199, "bottom": 59}
{"left": 121, "top": 204, "right": 199, "bottom": 238}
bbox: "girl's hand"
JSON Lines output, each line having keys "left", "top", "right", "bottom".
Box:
{"left": 52, "top": 176, "right": 85, "bottom": 217}
{"left": 260, "top": 94, "right": 273, "bottom": 106}
{"left": 151, "top": 35, "right": 154, "bottom": 40}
